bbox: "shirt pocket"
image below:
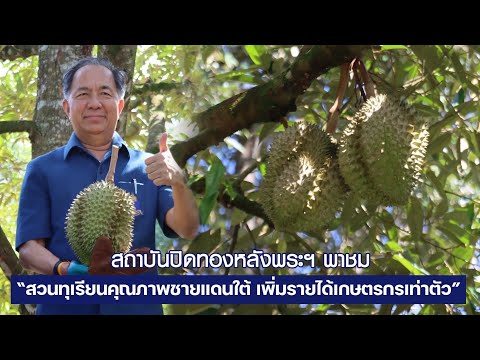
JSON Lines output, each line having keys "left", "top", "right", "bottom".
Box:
{"left": 116, "top": 178, "right": 145, "bottom": 216}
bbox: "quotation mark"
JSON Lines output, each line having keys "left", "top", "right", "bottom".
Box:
{"left": 17, "top": 282, "right": 25, "bottom": 287}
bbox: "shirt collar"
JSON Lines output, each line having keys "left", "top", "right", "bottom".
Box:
{"left": 63, "top": 131, "right": 130, "bottom": 160}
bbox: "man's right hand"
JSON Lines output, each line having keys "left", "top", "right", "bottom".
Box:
{"left": 88, "top": 236, "right": 153, "bottom": 275}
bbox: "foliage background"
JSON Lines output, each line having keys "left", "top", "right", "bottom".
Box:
{"left": 0, "top": 45, "right": 479, "bottom": 315}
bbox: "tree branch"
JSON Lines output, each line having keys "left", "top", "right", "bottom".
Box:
{"left": 170, "top": 45, "right": 370, "bottom": 167}
{"left": 0, "top": 225, "right": 24, "bottom": 280}
{"left": 224, "top": 224, "right": 239, "bottom": 275}
{"left": 0, "top": 120, "right": 33, "bottom": 135}
{"left": 233, "top": 160, "right": 260, "bottom": 186}
{"left": 190, "top": 178, "right": 274, "bottom": 227}
{"left": 0, "top": 45, "right": 38, "bottom": 61}
{"left": 132, "top": 81, "right": 179, "bottom": 96}
{"left": 1, "top": 225, "right": 39, "bottom": 314}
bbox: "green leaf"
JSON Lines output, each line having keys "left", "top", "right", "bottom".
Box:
{"left": 259, "top": 122, "right": 280, "bottom": 142}
{"left": 438, "top": 221, "right": 470, "bottom": 245}
{"left": 199, "top": 198, "right": 218, "bottom": 221}
{"left": 14, "top": 73, "right": 25, "bottom": 94}
{"left": 387, "top": 226, "right": 398, "bottom": 242}
{"left": 385, "top": 241, "right": 403, "bottom": 252}
{"left": 449, "top": 51, "right": 479, "bottom": 94}
{"left": 326, "top": 218, "right": 341, "bottom": 231}
{"left": 277, "top": 235, "right": 287, "bottom": 253}
{"left": 473, "top": 205, "right": 480, "bottom": 230}
{"left": 166, "top": 304, "right": 219, "bottom": 315}
{"left": 467, "top": 128, "right": 480, "bottom": 153}
{"left": 315, "top": 304, "right": 331, "bottom": 312}
{"left": 434, "top": 198, "right": 449, "bottom": 218}
{"left": 224, "top": 137, "right": 246, "bottom": 153}
{"left": 380, "top": 45, "right": 408, "bottom": 51}
{"left": 215, "top": 67, "right": 259, "bottom": 83}
{"left": 224, "top": 180, "right": 238, "bottom": 201}
{"left": 185, "top": 228, "right": 221, "bottom": 254}
{"left": 413, "top": 102, "right": 441, "bottom": 117}
{"left": 437, "top": 225, "right": 467, "bottom": 246}
{"left": 392, "top": 254, "right": 429, "bottom": 275}
{"left": 428, "top": 118, "right": 456, "bottom": 141}
{"left": 426, "top": 253, "right": 445, "bottom": 268}
{"left": 198, "top": 157, "right": 225, "bottom": 224}
{"left": 443, "top": 206, "right": 474, "bottom": 229}
{"left": 427, "top": 131, "right": 452, "bottom": 156}
{"left": 244, "top": 45, "right": 267, "bottom": 66}
{"left": 418, "top": 305, "right": 435, "bottom": 315}
{"left": 340, "top": 195, "right": 372, "bottom": 233}
{"left": 426, "top": 171, "right": 447, "bottom": 197}
{"left": 187, "top": 173, "right": 203, "bottom": 187}
{"left": 467, "top": 286, "right": 480, "bottom": 305}
{"left": 349, "top": 207, "right": 371, "bottom": 233}
{"left": 468, "top": 151, "right": 478, "bottom": 164}
{"left": 407, "top": 196, "right": 423, "bottom": 242}
{"left": 457, "top": 88, "right": 465, "bottom": 104}
{"left": 451, "top": 246, "right": 474, "bottom": 262}
{"left": 410, "top": 45, "right": 445, "bottom": 72}
{"left": 259, "top": 162, "right": 266, "bottom": 177}
{"left": 230, "top": 208, "right": 247, "bottom": 226}
{"left": 393, "top": 304, "right": 414, "bottom": 315}
{"left": 378, "top": 210, "right": 395, "bottom": 231}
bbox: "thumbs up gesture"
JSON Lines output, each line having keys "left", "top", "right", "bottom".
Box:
{"left": 159, "top": 132, "right": 169, "bottom": 153}
{"left": 145, "top": 133, "right": 186, "bottom": 187}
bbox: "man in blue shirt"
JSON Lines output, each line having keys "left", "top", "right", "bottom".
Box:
{"left": 15, "top": 57, "right": 200, "bottom": 315}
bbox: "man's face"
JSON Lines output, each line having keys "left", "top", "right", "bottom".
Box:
{"left": 63, "top": 64, "right": 124, "bottom": 142}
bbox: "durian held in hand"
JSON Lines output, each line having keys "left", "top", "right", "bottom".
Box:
{"left": 65, "top": 145, "right": 151, "bottom": 275}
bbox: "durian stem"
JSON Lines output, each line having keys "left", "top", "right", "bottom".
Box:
{"left": 357, "top": 59, "right": 376, "bottom": 99}
{"left": 280, "top": 117, "right": 289, "bottom": 129}
{"left": 106, "top": 145, "right": 120, "bottom": 183}
{"left": 326, "top": 62, "right": 350, "bottom": 134}
{"left": 351, "top": 59, "right": 368, "bottom": 102}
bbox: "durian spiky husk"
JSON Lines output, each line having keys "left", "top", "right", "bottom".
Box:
{"left": 259, "top": 122, "right": 347, "bottom": 233}
{"left": 338, "top": 93, "right": 429, "bottom": 206}
{"left": 65, "top": 180, "right": 136, "bottom": 266}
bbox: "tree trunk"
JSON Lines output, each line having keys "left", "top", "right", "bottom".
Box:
{"left": 31, "top": 45, "right": 93, "bottom": 159}
{"left": 5, "top": 46, "right": 93, "bottom": 313}
{"left": 1, "top": 46, "right": 94, "bottom": 279}
{"left": 98, "top": 45, "right": 137, "bottom": 138}
{"left": 0, "top": 226, "right": 24, "bottom": 279}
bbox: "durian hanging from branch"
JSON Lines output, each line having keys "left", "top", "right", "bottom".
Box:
{"left": 258, "top": 57, "right": 429, "bottom": 236}
{"left": 258, "top": 122, "right": 348, "bottom": 235}
{"left": 337, "top": 58, "right": 430, "bottom": 206}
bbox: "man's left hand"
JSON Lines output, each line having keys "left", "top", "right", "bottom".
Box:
{"left": 67, "top": 261, "right": 89, "bottom": 275}
{"left": 144, "top": 132, "right": 186, "bottom": 187}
